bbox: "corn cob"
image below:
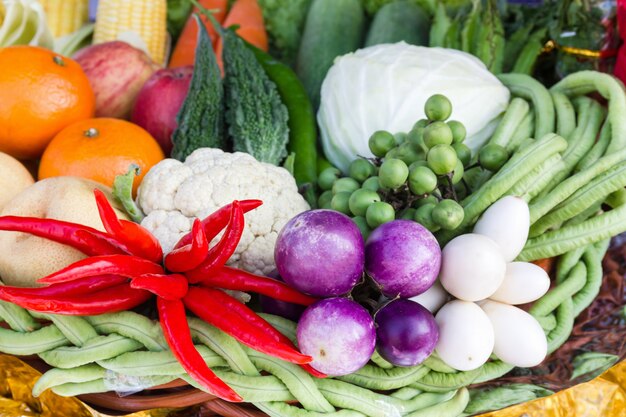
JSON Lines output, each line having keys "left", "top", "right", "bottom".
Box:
{"left": 39, "top": 0, "right": 89, "bottom": 37}
{"left": 93, "top": 0, "right": 167, "bottom": 65}
{"left": 0, "top": 2, "right": 5, "bottom": 27}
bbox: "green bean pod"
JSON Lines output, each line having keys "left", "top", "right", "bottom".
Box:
{"left": 409, "top": 368, "right": 481, "bottom": 393}
{"left": 245, "top": 347, "right": 333, "bottom": 412}
{"left": 256, "top": 402, "right": 363, "bottom": 417}
{"left": 97, "top": 345, "right": 226, "bottom": 376}
{"left": 529, "top": 147, "right": 626, "bottom": 223}
{"left": 576, "top": 120, "right": 611, "bottom": 171}
{"left": 487, "top": 98, "right": 530, "bottom": 148}
{"left": 39, "top": 334, "right": 143, "bottom": 369}
{"left": 506, "top": 110, "right": 535, "bottom": 152}
{"left": 405, "top": 388, "right": 469, "bottom": 417}
{"left": 508, "top": 154, "right": 561, "bottom": 201}
{"left": 572, "top": 242, "right": 608, "bottom": 316}
{"left": 521, "top": 202, "right": 626, "bottom": 261}
{"left": 338, "top": 364, "right": 430, "bottom": 390}
{"left": 0, "top": 325, "right": 69, "bottom": 355}
{"left": 33, "top": 364, "right": 106, "bottom": 397}
{"left": 497, "top": 73, "right": 555, "bottom": 139}
{"left": 550, "top": 71, "right": 626, "bottom": 153}
{"left": 472, "top": 361, "right": 514, "bottom": 384}
{"left": 32, "top": 313, "right": 97, "bottom": 346}
{"left": 551, "top": 91, "right": 576, "bottom": 138}
{"left": 545, "top": 299, "right": 575, "bottom": 354}
{"left": 527, "top": 98, "right": 605, "bottom": 200}
{"left": 189, "top": 317, "right": 258, "bottom": 376}
{"left": 511, "top": 28, "right": 547, "bottom": 75}
{"left": 0, "top": 301, "right": 40, "bottom": 332}
{"left": 86, "top": 312, "right": 167, "bottom": 351}
{"left": 530, "top": 161, "right": 626, "bottom": 236}
{"left": 534, "top": 314, "right": 557, "bottom": 332}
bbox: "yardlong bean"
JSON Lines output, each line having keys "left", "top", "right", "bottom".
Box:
{"left": 488, "top": 98, "right": 530, "bottom": 148}
{"left": 552, "top": 91, "right": 576, "bottom": 138}
{"left": 507, "top": 110, "right": 534, "bottom": 152}
{"left": 526, "top": 98, "right": 604, "bottom": 201}
{"left": 550, "top": 71, "right": 626, "bottom": 153}
{"left": 497, "top": 73, "right": 555, "bottom": 138}
{"left": 576, "top": 120, "right": 611, "bottom": 171}
{"left": 410, "top": 369, "right": 481, "bottom": 393}
{"left": 0, "top": 325, "right": 69, "bottom": 355}
{"left": 0, "top": 300, "right": 40, "bottom": 332}
{"left": 338, "top": 364, "right": 430, "bottom": 390}
{"left": 530, "top": 161, "right": 626, "bottom": 236}
{"left": 521, "top": 202, "right": 626, "bottom": 261}
{"left": 39, "top": 334, "right": 143, "bottom": 368}
{"left": 33, "top": 364, "right": 105, "bottom": 397}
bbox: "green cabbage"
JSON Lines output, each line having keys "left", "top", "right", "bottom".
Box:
{"left": 318, "top": 42, "right": 510, "bottom": 172}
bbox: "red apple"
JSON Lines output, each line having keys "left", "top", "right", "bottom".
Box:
{"left": 74, "top": 41, "right": 158, "bottom": 119}
{"left": 131, "top": 66, "right": 193, "bottom": 155}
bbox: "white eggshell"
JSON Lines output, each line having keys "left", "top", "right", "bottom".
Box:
{"left": 435, "top": 300, "right": 494, "bottom": 371}
{"left": 473, "top": 196, "right": 530, "bottom": 262}
{"left": 439, "top": 234, "right": 506, "bottom": 301}
{"left": 480, "top": 300, "right": 547, "bottom": 367}
{"left": 490, "top": 262, "right": 550, "bottom": 304}
{"left": 409, "top": 280, "right": 449, "bottom": 313}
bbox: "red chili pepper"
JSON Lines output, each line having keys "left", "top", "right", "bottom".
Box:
{"left": 94, "top": 190, "right": 163, "bottom": 264}
{"left": 0, "top": 275, "right": 127, "bottom": 299}
{"left": 187, "top": 203, "right": 245, "bottom": 283}
{"left": 38, "top": 255, "right": 164, "bottom": 285}
{"left": 173, "top": 200, "right": 262, "bottom": 249}
{"left": 0, "top": 284, "right": 151, "bottom": 315}
{"left": 184, "top": 287, "right": 312, "bottom": 365}
{"left": 187, "top": 266, "right": 317, "bottom": 306}
{"left": 157, "top": 297, "right": 243, "bottom": 402}
{"left": 130, "top": 273, "right": 188, "bottom": 300}
{"left": 0, "top": 216, "right": 129, "bottom": 257}
{"left": 164, "top": 219, "right": 209, "bottom": 272}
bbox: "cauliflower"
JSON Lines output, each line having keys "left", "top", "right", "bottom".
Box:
{"left": 137, "top": 148, "right": 310, "bottom": 275}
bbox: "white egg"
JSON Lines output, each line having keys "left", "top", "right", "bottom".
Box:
{"left": 439, "top": 234, "right": 506, "bottom": 301}
{"left": 409, "top": 280, "right": 449, "bottom": 313}
{"left": 473, "top": 196, "right": 530, "bottom": 262}
{"left": 490, "top": 262, "right": 550, "bottom": 304}
{"left": 480, "top": 300, "right": 547, "bottom": 367}
{"left": 435, "top": 300, "right": 494, "bottom": 371}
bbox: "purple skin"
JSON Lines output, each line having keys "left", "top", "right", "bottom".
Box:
{"left": 259, "top": 271, "right": 305, "bottom": 321}
{"left": 365, "top": 220, "right": 441, "bottom": 298}
{"left": 375, "top": 299, "right": 439, "bottom": 367}
{"left": 297, "top": 298, "right": 376, "bottom": 376}
{"left": 275, "top": 210, "right": 364, "bottom": 297}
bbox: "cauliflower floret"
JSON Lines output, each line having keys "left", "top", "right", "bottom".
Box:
{"left": 137, "top": 148, "right": 310, "bottom": 275}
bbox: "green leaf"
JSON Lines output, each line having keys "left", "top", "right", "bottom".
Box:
{"left": 283, "top": 152, "right": 296, "bottom": 176}
{"left": 570, "top": 352, "right": 619, "bottom": 381}
{"left": 112, "top": 164, "right": 145, "bottom": 223}
{"left": 465, "top": 384, "right": 553, "bottom": 415}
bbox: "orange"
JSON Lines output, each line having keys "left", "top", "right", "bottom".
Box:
{"left": 38, "top": 118, "right": 165, "bottom": 194}
{"left": 0, "top": 46, "right": 95, "bottom": 159}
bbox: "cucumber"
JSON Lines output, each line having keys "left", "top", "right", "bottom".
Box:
{"left": 365, "top": 1, "right": 429, "bottom": 47}
{"left": 296, "top": 0, "right": 365, "bottom": 110}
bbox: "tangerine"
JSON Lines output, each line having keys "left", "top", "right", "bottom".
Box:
{"left": 0, "top": 46, "right": 95, "bottom": 159}
{"left": 39, "top": 118, "right": 165, "bottom": 194}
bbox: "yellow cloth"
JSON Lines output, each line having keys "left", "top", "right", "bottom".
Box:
{"left": 0, "top": 354, "right": 624, "bottom": 417}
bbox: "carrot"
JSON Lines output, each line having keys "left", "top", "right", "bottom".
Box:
{"left": 168, "top": 0, "right": 228, "bottom": 68}
{"left": 215, "top": 0, "right": 268, "bottom": 71}
{"left": 532, "top": 257, "right": 555, "bottom": 274}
